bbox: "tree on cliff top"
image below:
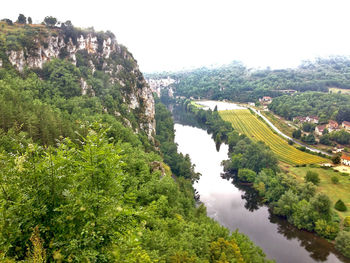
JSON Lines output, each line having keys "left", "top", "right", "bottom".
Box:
{"left": 43, "top": 16, "right": 57, "bottom": 27}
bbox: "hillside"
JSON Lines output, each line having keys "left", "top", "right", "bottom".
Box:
{"left": 0, "top": 20, "right": 155, "bottom": 139}
{"left": 0, "top": 18, "right": 274, "bottom": 262}
{"left": 146, "top": 57, "right": 350, "bottom": 102}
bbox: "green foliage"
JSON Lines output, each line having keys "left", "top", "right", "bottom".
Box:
{"left": 315, "top": 220, "right": 339, "bottom": 240}
{"left": 332, "top": 154, "right": 341, "bottom": 164}
{"left": 344, "top": 216, "right": 350, "bottom": 227}
{"left": 17, "top": 14, "right": 26, "bottom": 24}
{"left": 335, "top": 231, "right": 350, "bottom": 258}
{"left": 335, "top": 199, "right": 347, "bottom": 211}
{"left": 331, "top": 175, "right": 339, "bottom": 184}
{"left": 305, "top": 171, "right": 320, "bottom": 185}
{"left": 301, "top": 133, "right": 316, "bottom": 145}
{"left": 155, "top": 98, "right": 199, "bottom": 182}
{"left": 147, "top": 57, "right": 350, "bottom": 103}
{"left": 43, "top": 16, "right": 57, "bottom": 27}
{"left": 237, "top": 168, "right": 256, "bottom": 182}
{"left": 269, "top": 92, "right": 350, "bottom": 121}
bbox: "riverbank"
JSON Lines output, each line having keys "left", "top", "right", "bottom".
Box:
{"left": 176, "top": 100, "right": 350, "bottom": 261}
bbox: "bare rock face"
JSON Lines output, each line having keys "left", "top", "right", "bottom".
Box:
{"left": 6, "top": 30, "right": 155, "bottom": 138}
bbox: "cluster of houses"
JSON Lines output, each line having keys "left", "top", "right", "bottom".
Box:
{"left": 258, "top": 96, "right": 272, "bottom": 111}
{"left": 293, "top": 115, "right": 350, "bottom": 136}
{"left": 293, "top": 115, "right": 319, "bottom": 124}
{"left": 315, "top": 120, "right": 350, "bottom": 136}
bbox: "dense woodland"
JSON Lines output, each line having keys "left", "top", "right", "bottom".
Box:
{"left": 0, "top": 17, "right": 275, "bottom": 262}
{"left": 268, "top": 92, "right": 350, "bottom": 122}
{"left": 147, "top": 57, "right": 350, "bottom": 102}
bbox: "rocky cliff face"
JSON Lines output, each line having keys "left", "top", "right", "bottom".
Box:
{"left": 4, "top": 29, "right": 155, "bottom": 138}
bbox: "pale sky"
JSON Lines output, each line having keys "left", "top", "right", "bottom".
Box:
{"left": 2, "top": 0, "right": 350, "bottom": 72}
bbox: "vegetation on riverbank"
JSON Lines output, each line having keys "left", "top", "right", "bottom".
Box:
{"left": 181, "top": 99, "right": 350, "bottom": 258}
{"left": 280, "top": 164, "right": 350, "bottom": 218}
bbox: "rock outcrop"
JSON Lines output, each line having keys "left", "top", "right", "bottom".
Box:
{"left": 5, "top": 30, "right": 155, "bottom": 138}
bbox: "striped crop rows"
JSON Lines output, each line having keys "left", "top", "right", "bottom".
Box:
{"left": 219, "top": 109, "right": 327, "bottom": 165}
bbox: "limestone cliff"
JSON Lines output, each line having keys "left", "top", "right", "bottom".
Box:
{"left": 1, "top": 24, "right": 155, "bottom": 138}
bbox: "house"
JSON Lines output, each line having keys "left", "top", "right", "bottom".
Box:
{"left": 332, "top": 147, "right": 344, "bottom": 154}
{"left": 342, "top": 121, "right": 350, "bottom": 131}
{"left": 341, "top": 154, "right": 350, "bottom": 166}
{"left": 315, "top": 125, "right": 327, "bottom": 136}
{"left": 327, "top": 120, "right": 339, "bottom": 132}
{"left": 308, "top": 116, "right": 319, "bottom": 124}
{"left": 293, "top": 116, "right": 319, "bottom": 124}
{"left": 259, "top": 96, "right": 272, "bottom": 104}
{"left": 248, "top": 102, "right": 255, "bottom": 106}
{"left": 293, "top": 116, "right": 307, "bottom": 123}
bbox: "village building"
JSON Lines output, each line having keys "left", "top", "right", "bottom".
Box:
{"left": 315, "top": 125, "right": 327, "bottom": 136}
{"left": 259, "top": 96, "right": 272, "bottom": 104}
{"left": 308, "top": 116, "right": 319, "bottom": 124}
{"left": 341, "top": 154, "right": 350, "bottom": 166}
{"left": 327, "top": 120, "right": 339, "bottom": 132}
{"left": 332, "top": 147, "right": 344, "bottom": 154}
{"left": 293, "top": 116, "right": 319, "bottom": 124}
{"left": 342, "top": 121, "right": 350, "bottom": 131}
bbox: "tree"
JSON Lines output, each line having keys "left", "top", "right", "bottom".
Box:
{"left": 335, "top": 231, "right": 350, "bottom": 258}
{"left": 43, "top": 16, "right": 57, "bottom": 27}
{"left": 1, "top": 18, "right": 13, "bottom": 25}
{"left": 332, "top": 154, "right": 341, "bottom": 164}
{"left": 331, "top": 175, "right": 339, "bottom": 184}
{"left": 28, "top": 17, "right": 32, "bottom": 24}
{"left": 305, "top": 171, "right": 320, "bottom": 185}
{"left": 237, "top": 168, "right": 256, "bottom": 182}
{"left": 292, "top": 129, "right": 301, "bottom": 139}
{"left": 335, "top": 199, "right": 347, "bottom": 211}
{"left": 315, "top": 219, "right": 339, "bottom": 239}
{"left": 17, "top": 14, "right": 26, "bottom": 24}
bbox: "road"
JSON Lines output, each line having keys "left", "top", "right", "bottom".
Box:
{"left": 249, "top": 107, "right": 332, "bottom": 157}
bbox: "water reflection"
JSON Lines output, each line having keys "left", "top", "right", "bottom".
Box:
{"left": 174, "top": 122, "right": 349, "bottom": 263}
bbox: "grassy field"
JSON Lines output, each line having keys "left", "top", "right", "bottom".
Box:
{"left": 219, "top": 109, "right": 327, "bottom": 165}
{"left": 280, "top": 163, "right": 350, "bottom": 218}
{"left": 329, "top": 87, "right": 350, "bottom": 94}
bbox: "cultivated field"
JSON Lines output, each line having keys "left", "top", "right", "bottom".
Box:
{"left": 219, "top": 109, "right": 327, "bottom": 165}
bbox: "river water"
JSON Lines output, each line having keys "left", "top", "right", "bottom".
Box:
{"left": 174, "top": 122, "right": 349, "bottom": 263}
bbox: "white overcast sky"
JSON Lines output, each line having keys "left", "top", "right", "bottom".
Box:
{"left": 2, "top": 0, "right": 350, "bottom": 72}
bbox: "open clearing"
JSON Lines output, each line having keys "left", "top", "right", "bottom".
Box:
{"left": 219, "top": 109, "right": 328, "bottom": 165}
{"left": 280, "top": 163, "right": 350, "bottom": 218}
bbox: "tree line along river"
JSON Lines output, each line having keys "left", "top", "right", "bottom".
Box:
{"left": 173, "top": 107, "right": 349, "bottom": 263}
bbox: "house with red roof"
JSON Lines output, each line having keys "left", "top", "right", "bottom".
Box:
{"left": 315, "top": 125, "right": 327, "bottom": 136}
{"left": 342, "top": 121, "right": 350, "bottom": 132}
{"left": 341, "top": 154, "right": 350, "bottom": 166}
{"left": 327, "top": 120, "right": 339, "bottom": 132}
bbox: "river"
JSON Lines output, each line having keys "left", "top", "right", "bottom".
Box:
{"left": 174, "top": 122, "right": 349, "bottom": 263}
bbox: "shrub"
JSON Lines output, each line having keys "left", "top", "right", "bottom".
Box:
{"left": 237, "top": 168, "right": 256, "bottom": 183}
{"left": 315, "top": 219, "right": 339, "bottom": 240}
{"left": 335, "top": 231, "right": 350, "bottom": 258}
{"left": 305, "top": 171, "right": 320, "bottom": 185}
{"left": 335, "top": 199, "right": 347, "bottom": 212}
{"left": 344, "top": 216, "right": 350, "bottom": 227}
{"left": 331, "top": 176, "right": 339, "bottom": 184}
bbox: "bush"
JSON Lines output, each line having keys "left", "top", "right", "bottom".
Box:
{"left": 335, "top": 199, "right": 347, "bottom": 211}
{"left": 331, "top": 176, "right": 339, "bottom": 184}
{"left": 335, "top": 231, "right": 350, "bottom": 258}
{"left": 344, "top": 216, "right": 350, "bottom": 227}
{"left": 315, "top": 219, "right": 339, "bottom": 240}
{"left": 237, "top": 168, "right": 256, "bottom": 182}
{"left": 305, "top": 171, "right": 320, "bottom": 185}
